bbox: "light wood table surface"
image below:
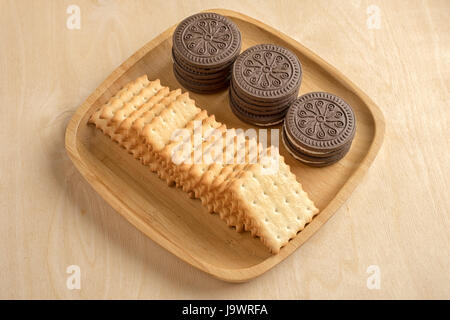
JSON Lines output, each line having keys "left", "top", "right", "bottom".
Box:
{"left": 1, "top": 0, "right": 449, "bottom": 299}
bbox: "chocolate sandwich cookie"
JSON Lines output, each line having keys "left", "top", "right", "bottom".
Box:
{"left": 282, "top": 127, "right": 351, "bottom": 167}
{"left": 229, "top": 91, "right": 285, "bottom": 126}
{"left": 172, "top": 13, "right": 241, "bottom": 69}
{"left": 171, "top": 12, "right": 241, "bottom": 93}
{"left": 174, "top": 66, "right": 231, "bottom": 93}
{"left": 230, "top": 80, "right": 296, "bottom": 109}
{"left": 172, "top": 48, "right": 233, "bottom": 78}
{"left": 282, "top": 92, "right": 356, "bottom": 167}
{"left": 232, "top": 44, "right": 302, "bottom": 103}
{"left": 283, "top": 123, "right": 354, "bottom": 158}
{"left": 174, "top": 62, "right": 231, "bottom": 84}
{"left": 230, "top": 76, "right": 299, "bottom": 108}
{"left": 230, "top": 85, "right": 293, "bottom": 116}
{"left": 229, "top": 44, "right": 302, "bottom": 126}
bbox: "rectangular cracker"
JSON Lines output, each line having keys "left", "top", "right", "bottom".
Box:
{"left": 192, "top": 128, "right": 239, "bottom": 200}
{"left": 180, "top": 124, "right": 228, "bottom": 195}
{"left": 226, "top": 155, "right": 319, "bottom": 253}
{"left": 203, "top": 140, "right": 265, "bottom": 232}
{"left": 155, "top": 110, "right": 210, "bottom": 184}
{"left": 99, "top": 75, "right": 150, "bottom": 120}
{"left": 171, "top": 118, "right": 224, "bottom": 188}
{"left": 89, "top": 75, "right": 145, "bottom": 125}
{"left": 140, "top": 93, "right": 201, "bottom": 171}
{"left": 115, "top": 86, "right": 170, "bottom": 135}
{"left": 123, "top": 89, "right": 182, "bottom": 159}
{"left": 221, "top": 146, "right": 287, "bottom": 230}
{"left": 88, "top": 77, "right": 150, "bottom": 142}
{"left": 108, "top": 80, "right": 164, "bottom": 127}
{"left": 109, "top": 85, "right": 167, "bottom": 145}
{"left": 203, "top": 135, "right": 261, "bottom": 212}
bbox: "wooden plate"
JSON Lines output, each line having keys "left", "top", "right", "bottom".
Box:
{"left": 65, "top": 9, "right": 385, "bottom": 282}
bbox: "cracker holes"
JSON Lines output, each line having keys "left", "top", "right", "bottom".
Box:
{"left": 273, "top": 208, "right": 279, "bottom": 214}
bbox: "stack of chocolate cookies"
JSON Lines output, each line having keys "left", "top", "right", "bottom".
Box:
{"left": 172, "top": 12, "right": 241, "bottom": 93}
{"left": 229, "top": 44, "right": 302, "bottom": 126}
{"left": 282, "top": 92, "right": 356, "bottom": 167}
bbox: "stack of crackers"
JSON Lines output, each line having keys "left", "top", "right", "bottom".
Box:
{"left": 89, "top": 75, "right": 319, "bottom": 254}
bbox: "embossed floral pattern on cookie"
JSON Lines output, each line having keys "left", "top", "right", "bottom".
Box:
{"left": 182, "top": 19, "right": 233, "bottom": 56}
{"left": 233, "top": 44, "right": 302, "bottom": 100}
{"left": 296, "top": 99, "right": 346, "bottom": 140}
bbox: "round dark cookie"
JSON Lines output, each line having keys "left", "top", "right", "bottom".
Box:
{"left": 173, "top": 64, "right": 231, "bottom": 87}
{"left": 172, "top": 52, "right": 232, "bottom": 80}
{"left": 174, "top": 66, "right": 231, "bottom": 93}
{"left": 172, "top": 48, "right": 236, "bottom": 77}
{"left": 284, "top": 92, "right": 356, "bottom": 154}
{"left": 230, "top": 79, "right": 297, "bottom": 108}
{"left": 229, "top": 91, "right": 286, "bottom": 126}
{"left": 282, "top": 123, "right": 354, "bottom": 158}
{"left": 172, "top": 13, "right": 241, "bottom": 69}
{"left": 173, "top": 62, "right": 230, "bottom": 84}
{"left": 229, "top": 85, "right": 293, "bottom": 115}
{"left": 232, "top": 44, "right": 302, "bottom": 103}
{"left": 282, "top": 128, "right": 352, "bottom": 167}
{"left": 283, "top": 124, "right": 352, "bottom": 160}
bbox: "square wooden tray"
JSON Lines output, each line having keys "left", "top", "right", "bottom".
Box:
{"left": 65, "top": 9, "right": 385, "bottom": 282}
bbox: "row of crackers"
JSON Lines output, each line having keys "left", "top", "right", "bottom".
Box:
{"left": 89, "top": 75, "right": 318, "bottom": 253}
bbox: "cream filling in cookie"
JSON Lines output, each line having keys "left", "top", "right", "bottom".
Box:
{"left": 283, "top": 124, "right": 330, "bottom": 156}
{"left": 281, "top": 133, "right": 327, "bottom": 164}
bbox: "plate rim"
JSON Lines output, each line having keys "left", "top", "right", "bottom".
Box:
{"left": 65, "top": 8, "right": 385, "bottom": 282}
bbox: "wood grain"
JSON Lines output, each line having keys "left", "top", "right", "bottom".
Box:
{"left": 0, "top": 0, "right": 449, "bottom": 298}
